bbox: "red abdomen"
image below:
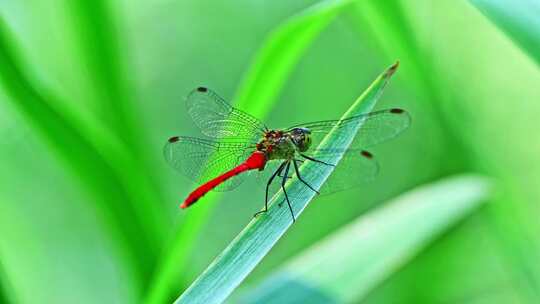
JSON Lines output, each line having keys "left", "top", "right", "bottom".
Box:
{"left": 181, "top": 151, "right": 266, "bottom": 208}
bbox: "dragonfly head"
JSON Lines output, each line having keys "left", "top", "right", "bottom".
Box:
{"left": 290, "top": 127, "right": 312, "bottom": 152}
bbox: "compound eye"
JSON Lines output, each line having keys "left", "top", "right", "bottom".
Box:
{"left": 292, "top": 127, "right": 309, "bottom": 136}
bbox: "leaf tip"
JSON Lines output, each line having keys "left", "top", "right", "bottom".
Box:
{"left": 385, "top": 60, "right": 400, "bottom": 77}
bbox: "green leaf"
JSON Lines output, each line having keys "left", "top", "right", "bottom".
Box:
{"left": 66, "top": 0, "right": 140, "bottom": 143}
{"left": 0, "top": 260, "right": 15, "bottom": 304}
{"left": 65, "top": 0, "right": 168, "bottom": 247}
{"left": 145, "top": 1, "right": 363, "bottom": 302}
{"left": 470, "top": 0, "right": 540, "bottom": 65}
{"left": 233, "top": 0, "right": 359, "bottom": 118}
{"left": 174, "top": 62, "right": 399, "bottom": 304}
{"left": 0, "top": 18, "right": 159, "bottom": 285}
{"left": 235, "top": 175, "right": 491, "bottom": 303}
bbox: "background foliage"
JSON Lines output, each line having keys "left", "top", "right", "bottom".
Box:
{"left": 0, "top": 0, "right": 539, "bottom": 303}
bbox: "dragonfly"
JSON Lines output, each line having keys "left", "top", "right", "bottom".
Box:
{"left": 164, "top": 86, "right": 411, "bottom": 222}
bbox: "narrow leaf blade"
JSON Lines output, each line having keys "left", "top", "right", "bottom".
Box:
{"left": 174, "top": 62, "right": 399, "bottom": 304}
{"left": 236, "top": 175, "right": 491, "bottom": 303}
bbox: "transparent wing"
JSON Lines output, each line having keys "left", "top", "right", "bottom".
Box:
{"left": 288, "top": 108, "right": 411, "bottom": 161}
{"left": 256, "top": 108, "right": 409, "bottom": 201}
{"left": 186, "top": 87, "right": 267, "bottom": 141}
{"left": 164, "top": 136, "right": 254, "bottom": 191}
{"left": 256, "top": 150, "right": 378, "bottom": 200}
{"left": 318, "top": 150, "right": 379, "bottom": 194}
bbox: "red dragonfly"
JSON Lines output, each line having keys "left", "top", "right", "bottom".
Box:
{"left": 165, "top": 87, "right": 410, "bottom": 221}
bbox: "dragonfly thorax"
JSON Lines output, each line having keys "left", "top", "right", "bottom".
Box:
{"left": 258, "top": 128, "right": 312, "bottom": 160}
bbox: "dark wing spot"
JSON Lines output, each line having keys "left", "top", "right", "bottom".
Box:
{"left": 197, "top": 86, "right": 208, "bottom": 92}
{"left": 168, "top": 136, "right": 180, "bottom": 143}
{"left": 361, "top": 150, "right": 373, "bottom": 159}
{"left": 390, "top": 108, "right": 405, "bottom": 114}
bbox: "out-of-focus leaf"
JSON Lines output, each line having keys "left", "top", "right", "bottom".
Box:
{"left": 66, "top": 0, "right": 168, "bottom": 248}
{"left": 0, "top": 18, "right": 158, "bottom": 284}
{"left": 470, "top": 0, "right": 540, "bottom": 65}
{"left": 346, "top": 1, "right": 540, "bottom": 302}
{"left": 67, "top": 0, "right": 140, "bottom": 143}
{"left": 235, "top": 175, "right": 491, "bottom": 303}
{"left": 234, "top": 0, "right": 358, "bottom": 118}
{"left": 0, "top": 260, "right": 15, "bottom": 304}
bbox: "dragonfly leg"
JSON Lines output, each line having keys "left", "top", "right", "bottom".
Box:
{"left": 254, "top": 161, "right": 287, "bottom": 218}
{"left": 293, "top": 159, "right": 319, "bottom": 195}
{"left": 278, "top": 169, "right": 293, "bottom": 179}
{"left": 280, "top": 161, "right": 296, "bottom": 222}
{"left": 300, "top": 153, "right": 335, "bottom": 166}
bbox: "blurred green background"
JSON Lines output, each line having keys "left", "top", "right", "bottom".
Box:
{"left": 1, "top": 0, "right": 539, "bottom": 303}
